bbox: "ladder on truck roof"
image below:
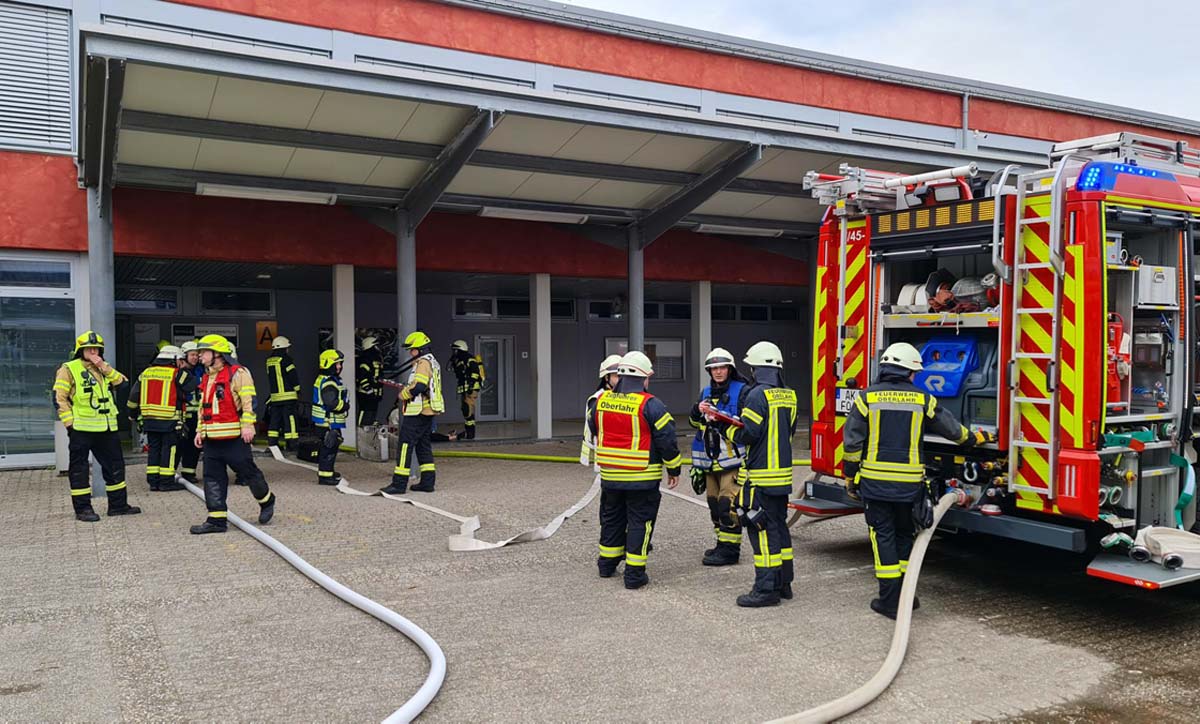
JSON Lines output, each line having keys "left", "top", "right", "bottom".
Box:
{"left": 1051, "top": 132, "right": 1200, "bottom": 175}
{"left": 1006, "top": 154, "right": 1091, "bottom": 501}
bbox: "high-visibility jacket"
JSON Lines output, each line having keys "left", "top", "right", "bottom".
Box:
{"left": 312, "top": 374, "right": 349, "bottom": 429}
{"left": 401, "top": 354, "right": 445, "bottom": 416}
{"left": 356, "top": 348, "right": 383, "bottom": 397}
{"left": 586, "top": 388, "right": 682, "bottom": 490}
{"left": 199, "top": 364, "right": 257, "bottom": 440}
{"left": 53, "top": 358, "right": 124, "bottom": 432}
{"left": 265, "top": 352, "right": 300, "bottom": 403}
{"left": 689, "top": 379, "right": 747, "bottom": 471}
{"left": 842, "top": 371, "right": 974, "bottom": 502}
{"left": 731, "top": 379, "right": 797, "bottom": 495}
{"left": 126, "top": 363, "right": 184, "bottom": 434}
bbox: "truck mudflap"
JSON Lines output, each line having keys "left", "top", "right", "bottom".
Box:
{"left": 1087, "top": 554, "right": 1200, "bottom": 590}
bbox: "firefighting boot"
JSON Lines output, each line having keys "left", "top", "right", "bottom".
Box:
{"left": 870, "top": 579, "right": 902, "bottom": 620}
{"left": 598, "top": 557, "right": 622, "bottom": 578}
{"left": 736, "top": 589, "right": 781, "bottom": 608}
{"left": 781, "top": 584, "right": 794, "bottom": 600}
{"left": 106, "top": 487, "right": 141, "bottom": 516}
{"left": 156, "top": 479, "right": 186, "bottom": 492}
{"left": 464, "top": 426, "right": 476, "bottom": 440}
{"left": 624, "top": 569, "right": 649, "bottom": 590}
{"left": 318, "top": 472, "right": 341, "bottom": 486}
{"left": 190, "top": 520, "right": 228, "bottom": 535}
{"left": 381, "top": 482, "right": 408, "bottom": 495}
{"left": 75, "top": 507, "right": 101, "bottom": 523}
{"left": 702, "top": 543, "right": 740, "bottom": 566}
{"left": 258, "top": 494, "right": 276, "bottom": 525}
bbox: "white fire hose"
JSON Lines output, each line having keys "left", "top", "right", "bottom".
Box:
{"left": 180, "top": 477, "right": 445, "bottom": 723}
{"left": 767, "top": 492, "right": 960, "bottom": 724}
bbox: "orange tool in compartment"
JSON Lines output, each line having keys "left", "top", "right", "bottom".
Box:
{"left": 1107, "top": 312, "right": 1130, "bottom": 410}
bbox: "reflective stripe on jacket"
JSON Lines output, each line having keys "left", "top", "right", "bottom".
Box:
{"left": 732, "top": 384, "right": 797, "bottom": 494}
{"left": 402, "top": 354, "right": 445, "bottom": 416}
{"left": 587, "top": 389, "right": 682, "bottom": 490}
{"left": 690, "top": 380, "right": 746, "bottom": 471}
{"left": 312, "top": 374, "right": 349, "bottom": 429}
{"left": 200, "top": 364, "right": 256, "bottom": 439}
{"left": 56, "top": 359, "right": 122, "bottom": 432}
{"left": 266, "top": 353, "right": 299, "bottom": 403}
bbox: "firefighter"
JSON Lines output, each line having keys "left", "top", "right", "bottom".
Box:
{"left": 690, "top": 347, "right": 751, "bottom": 566}
{"left": 586, "top": 351, "right": 682, "bottom": 589}
{"left": 190, "top": 334, "right": 276, "bottom": 534}
{"left": 727, "top": 341, "right": 796, "bottom": 607}
{"left": 313, "top": 349, "right": 349, "bottom": 485}
{"left": 52, "top": 331, "right": 142, "bottom": 522}
{"left": 843, "top": 342, "right": 995, "bottom": 618}
{"left": 264, "top": 336, "right": 301, "bottom": 451}
{"left": 579, "top": 354, "right": 622, "bottom": 467}
{"left": 127, "top": 345, "right": 190, "bottom": 492}
{"left": 356, "top": 336, "right": 384, "bottom": 427}
{"left": 381, "top": 331, "right": 444, "bottom": 494}
{"left": 450, "top": 340, "right": 483, "bottom": 440}
{"left": 177, "top": 341, "right": 204, "bottom": 483}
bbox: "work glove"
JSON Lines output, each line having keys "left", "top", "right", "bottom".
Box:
{"left": 690, "top": 466, "right": 707, "bottom": 495}
{"left": 846, "top": 479, "right": 861, "bottom": 501}
{"left": 843, "top": 460, "right": 860, "bottom": 480}
{"left": 912, "top": 488, "right": 935, "bottom": 530}
{"left": 971, "top": 429, "right": 998, "bottom": 446}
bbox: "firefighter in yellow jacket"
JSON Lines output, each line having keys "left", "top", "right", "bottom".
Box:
{"left": 586, "top": 351, "right": 682, "bottom": 589}
{"left": 53, "top": 331, "right": 142, "bottom": 522}
{"left": 381, "top": 331, "right": 444, "bottom": 494}
{"left": 190, "top": 334, "right": 276, "bottom": 534}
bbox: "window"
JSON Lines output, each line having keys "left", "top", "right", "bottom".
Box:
{"left": 200, "top": 289, "right": 274, "bottom": 314}
{"left": 589, "top": 300, "right": 620, "bottom": 320}
{"left": 116, "top": 287, "right": 179, "bottom": 313}
{"left": 740, "top": 305, "right": 769, "bottom": 321}
{"left": 0, "top": 2, "right": 72, "bottom": 151}
{"left": 0, "top": 259, "right": 70, "bottom": 288}
{"left": 712, "top": 304, "right": 736, "bottom": 321}
{"left": 551, "top": 299, "right": 575, "bottom": 320}
{"left": 496, "top": 298, "right": 530, "bottom": 318}
{"left": 771, "top": 304, "right": 800, "bottom": 321}
{"left": 662, "top": 303, "right": 691, "bottom": 320}
{"left": 604, "top": 337, "right": 685, "bottom": 381}
{"left": 643, "top": 303, "right": 660, "bottom": 320}
{"left": 454, "top": 297, "right": 494, "bottom": 318}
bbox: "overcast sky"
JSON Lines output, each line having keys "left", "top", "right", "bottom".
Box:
{"left": 563, "top": 0, "right": 1200, "bottom": 122}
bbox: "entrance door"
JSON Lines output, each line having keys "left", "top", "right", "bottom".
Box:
{"left": 474, "top": 334, "right": 514, "bottom": 422}
{"left": 0, "top": 259, "right": 79, "bottom": 468}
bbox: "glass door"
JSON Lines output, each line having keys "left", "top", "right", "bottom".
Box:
{"left": 0, "top": 256, "right": 78, "bottom": 467}
{"left": 474, "top": 334, "right": 514, "bottom": 422}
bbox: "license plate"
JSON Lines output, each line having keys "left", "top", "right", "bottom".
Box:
{"left": 835, "top": 388, "right": 860, "bottom": 415}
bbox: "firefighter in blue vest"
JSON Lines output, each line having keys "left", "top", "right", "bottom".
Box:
{"left": 689, "top": 347, "right": 751, "bottom": 566}
{"left": 725, "top": 341, "right": 797, "bottom": 607}
{"left": 52, "top": 331, "right": 142, "bottom": 522}
{"left": 127, "top": 344, "right": 192, "bottom": 492}
{"left": 177, "top": 341, "right": 204, "bottom": 484}
{"left": 586, "top": 350, "right": 682, "bottom": 590}
{"left": 313, "top": 349, "right": 349, "bottom": 485}
{"left": 843, "top": 342, "right": 993, "bottom": 618}
{"left": 265, "top": 336, "right": 301, "bottom": 451}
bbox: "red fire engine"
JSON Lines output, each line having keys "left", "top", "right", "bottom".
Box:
{"left": 800, "top": 132, "right": 1200, "bottom": 589}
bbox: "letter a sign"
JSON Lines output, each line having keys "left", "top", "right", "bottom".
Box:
{"left": 256, "top": 321, "right": 278, "bottom": 351}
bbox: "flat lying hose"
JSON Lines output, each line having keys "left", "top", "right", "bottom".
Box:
{"left": 180, "top": 478, "right": 445, "bottom": 724}
{"left": 767, "top": 492, "right": 958, "bottom": 724}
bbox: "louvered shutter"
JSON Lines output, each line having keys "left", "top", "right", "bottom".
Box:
{"left": 0, "top": 1, "right": 72, "bottom": 151}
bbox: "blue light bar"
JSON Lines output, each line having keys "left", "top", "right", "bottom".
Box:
{"left": 1076, "top": 161, "right": 1176, "bottom": 191}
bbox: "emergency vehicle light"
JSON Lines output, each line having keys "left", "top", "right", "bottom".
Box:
{"left": 1076, "top": 161, "right": 1176, "bottom": 191}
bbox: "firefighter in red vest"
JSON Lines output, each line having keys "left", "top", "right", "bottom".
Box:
{"left": 127, "top": 344, "right": 193, "bottom": 492}
{"left": 190, "top": 334, "right": 276, "bottom": 534}
{"left": 586, "top": 350, "right": 682, "bottom": 589}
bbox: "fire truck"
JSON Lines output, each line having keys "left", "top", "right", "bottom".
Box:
{"left": 800, "top": 132, "right": 1200, "bottom": 589}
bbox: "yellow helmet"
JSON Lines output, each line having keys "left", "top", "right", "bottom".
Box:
{"left": 196, "top": 334, "right": 233, "bottom": 355}
{"left": 403, "top": 331, "right": 431, "bottom": 349}
{"left": 74, "top": 330, "right": 104, "bottom": 355}
{"left": 319, "top": 348, "right": 345, "bottom": 371}
{"left": 156, "top": 339, "right": 170, "bottom": 351}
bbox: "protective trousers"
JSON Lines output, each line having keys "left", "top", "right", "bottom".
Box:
{"left": 863, "top": 497, "right": 915, "bottom": 611}
{"left": 317, "top": 428, "right": 342, "bottom": 484}
{"left": 357, "top": 392, "right": 381, "bottom": 427}
{"left": 266, "top": 401, "right": 299, "bottom": 449}
{"left": 598, "top": 488, "right": 661, "bottom": 578}
{"left": 392, "top": 414, "right": 435, "bottom": 490}
{"left": 705, "top": 469, "right": 743, "bottom": 551}
{"left": 460, "top": 392, "right": 478, "bottom": 438}
{"left": 145, "top": 429, "right": 178, "bottom": 489}
{"left": 178, "top": 414, "right": 201, "bottom": 481}
{"left": 201, "top": 437, "right": 274, "bottom": 528}
{"left": 741, "top": 487, "right": 793, "bottom": 594}
{"left": 67, "top": 429, "right": 131, "bottom": 513}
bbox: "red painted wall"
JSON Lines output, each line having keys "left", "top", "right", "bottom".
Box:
{"left": 167, "top": 0, "right": 1199, "bottom": 145}
{"left": 111, "top": 187, "right": 808, "bottom": 284}
{"left": 0, "top": 152, "right": 87, "bottom": 252}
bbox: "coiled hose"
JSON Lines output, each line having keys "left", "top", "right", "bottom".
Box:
{"left": 181, "top": 479, "right": 445, "bottom": 723}
{"left": 767, "top": 492, "right": 959, "bottom": 724}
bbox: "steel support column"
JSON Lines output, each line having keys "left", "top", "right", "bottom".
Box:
{"left": 529, "top": 273, "right": 553, "bottom": 440}
{"left": 333, "top": 264, "right": 357, "bottom": 448}
{"left": 396, "top": 210, "right": 417, "bottom": 336}
{"left": 690, "top": 280, "right": 712, "bottom": 384}
{"left": 85, "top": 185, "right": 114, "bottom": 498}
{"left": 627, "top": 226, "right": 645, "bottom": 351}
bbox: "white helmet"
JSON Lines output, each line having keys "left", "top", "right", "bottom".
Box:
{"left": 361, "top": 336, "right": 378, "bottom": 351}
{"left": 180, "top": 341, "right": 199, "bottom": 354}
{"left": 880, "top": 342, "right": 924, "bottom": 371}
{"left": 618, "top": 350, "right": 654, "bottom": 378}
{"left": 744, "top": 341, "right": 784, "bottom": 368}
{"left": 156, "top": 344, "right": 183, "bottom": 361}
{"left": 271, "top": 336, "right": 291, "bottom": 350}
{"left": 598, "top": 354, "right": 622, "bottom": 378}
{"left": 451, "top": 339, "right": 469, "bottom": 352}
{"left": 704, "top": 347, "right": 736, "bottom": 370}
